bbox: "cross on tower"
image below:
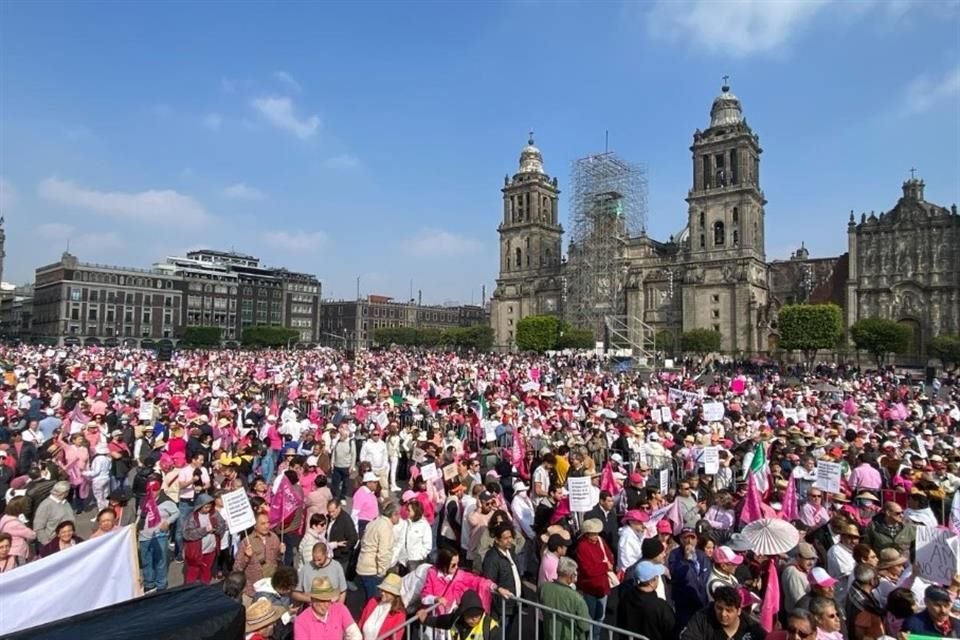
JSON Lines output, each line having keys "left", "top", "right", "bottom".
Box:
{"left": 909, "top": 167, "right": 917, "bottom": 180}
{"left": 722, "top": 75, "right": 730, "bottom": 87}
{"left": 528, "top": 130, "right": 534, "bottom": 145}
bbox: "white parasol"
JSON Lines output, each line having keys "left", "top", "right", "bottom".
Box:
{"left": 740, "top": 518, "right": 800, "bottom": 556}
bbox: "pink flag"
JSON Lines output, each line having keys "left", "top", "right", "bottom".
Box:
{"left": 268, "top": 475, "right": 303, "bottom": 529}
{"left": 512, "top": 432, "right": 529, "bottom": 480}
{"left": 740, "top": 472, "right": 764, "bottom": 525}
{"left": 142, "top": 488, "right": 162, "bottom": 528}
{"left": 269, "top": 397, "right": 279, "bottom": 419}
{"left": 781, "top": 474, "right": 799, "bottom": 522}
{"left": 759, "top": 558, "right": 780, "bottom": 632}
{"left": 600, "top": 461, "right": 618, "bottom": 496}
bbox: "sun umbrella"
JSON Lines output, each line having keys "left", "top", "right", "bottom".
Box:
{"left": 740, "top": 518, "right": 800, "bottom": 556}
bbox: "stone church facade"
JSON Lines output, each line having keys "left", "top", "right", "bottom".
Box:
{"left": 491, "top": 84, "right": 959, "bottom": 361}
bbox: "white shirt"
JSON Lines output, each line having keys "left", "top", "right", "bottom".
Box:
{"left": 21, "top": 428, "right": 45, "bottom": 445}
{"left": 400, "top": 518, "right": 433, "bottom": 564}
{"left": 360, "top": 439, "right": 388, "bottom": 472}
{"left": 460, "top": 496, "right": 477, "bottom": 549}
{"left": 511, "top": 493, "right": 535, "bottom": 539}
{"left": 533, "top": 466, "right": 551, "bottom": 505}
{"left": 361, "top": 602, "right": 391, "bottom": 640}
{"left": 617, "top": 524, "right": 644, "bottom": 572}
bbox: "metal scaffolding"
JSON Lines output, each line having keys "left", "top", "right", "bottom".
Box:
{"left": 565, "top": 152, "right": 648, "bottom": 344}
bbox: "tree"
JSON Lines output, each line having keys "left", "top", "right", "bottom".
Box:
{"left": 850, "top": 318, "right": 911, "bottom": 368}
{"left": 444, "top": 325, "right": 494, "bottom": 351}
{"left": 515, "top": 315, "right": 560, "bottom": 353}
{"left": 241, "top": 326, "right": 300, "bottom": 347}
{"left": 655, "top": 330, "right": 677, "bottom": 353}
{"left": 556, "top": 327, "right": 594, "bottom": 350}
{"left": 777, "top": 304, "right": 843, "bottom": 366}
{"left": 929, "top": 334, "right": 960, "bottom": 371}
{"left": 680, "top": 328, "right": 721, "bottom": 357}
{"left": 181, "top": 326, "right": 222, "bottom": 347}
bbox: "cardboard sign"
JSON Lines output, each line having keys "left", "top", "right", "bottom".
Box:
{"left": 916, "top": 527, "right": 960, "bottom": 588}
{"left": 703, "top": 446, "right": 720, "bottom": 475}
{"left": 702, "top": 402, "right": 724, "bottom": 422}
{"left": 442, "top": 463, "right": 459, "bottom": 481}
{"left": 814, "top": 462, "right": 842, "bottom": 494}
{"left": 420, "top": 462, "right": 439, "bottom": 483}
{"left": 221, "top": 488, "right": 256, "bottom": 535}
{"left": 138, "top": 400, "right": 153, "bottom": 422}
{"left": 567, "top": 476, "right": 594, "bottom": 513}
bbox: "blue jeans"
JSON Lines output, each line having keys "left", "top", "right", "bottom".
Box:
{"left": 357, "top": 574, "right": 383, "bottom": 600}
{"left": 331, "top": 467, "right": 350, "bottom": 501}
{"left": 140, "top": 533, "right": 169, "bottom": 590}
{"left": 174, "top": 499, "right": 194, "bottom": 559}
{"left": 580, "top": 593, "right": 607, "bottom": 640}
{"left": 259, "top": 453, "right": 276, "bottom": 485}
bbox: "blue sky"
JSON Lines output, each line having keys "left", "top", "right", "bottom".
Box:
{"left": 1, "top": 0, "right": 958, "bottom": 303}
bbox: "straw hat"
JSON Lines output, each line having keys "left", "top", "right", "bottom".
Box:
{"left": 877, "top": 548, "right": 908, "bottom": 570}
{"left": 379, "top": 573, "right": 403, "bottom": 596}
{"left": 309, "top": 576, "right": 339, "bottom": 601}
{"left": 245, "top": 597, "right": 284, "bottom": 633}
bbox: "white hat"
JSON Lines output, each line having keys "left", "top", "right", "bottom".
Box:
{"left": 362, "top": 472, "right": 379, "bottom": 484}
{"left": 305, "top": 455, "right": 319, "bottom": 467}
{"left": 514, "top": 480, "right": 529, "bottom": 492}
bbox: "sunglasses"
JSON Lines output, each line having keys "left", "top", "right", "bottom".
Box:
{"left": 786, "top": 627, "right": 815, "bottom": 638}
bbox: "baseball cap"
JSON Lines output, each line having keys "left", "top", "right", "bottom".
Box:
{"left": 623, "top": 509, "right": 649, "bottom": 524}
{"left": 479, "top": 492, "right": 495, "bottom": 502}
{"left": 679, "top": 527, "right": 697, "bottom": 538}
{"left": 714, "top": 546, "right": 744, "bottom": 565}
{"left": 634, "top": 561, "right": 666, "bottom": 583}
{"left": 926, "top": 585, "right": 952, "bottom": 603}
{"left": 797, "top": 542, "right": 818, "bottom": 560}
{"left": 656, "top": 519, "right": 673, "bottom": 534}
{"left": 809, "top": 567, "right": 838, "bottom": 588}
{"left": 628, "top": 472, "right": 643, "bottom": 484}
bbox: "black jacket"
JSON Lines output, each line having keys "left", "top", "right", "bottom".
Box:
{"left": 327, "top": 510, "right": 358, "bottom": 565}
{"left": 481, "top": 546, "right": 521, "bottom": 614}
{"left": 425, "top": 590, "right": 502, "bottom": 640}
{"left": 585, "top": 505, "right": 619, "bottom": 558}
{"left": 679, "top": 607, "right": 765, "bottom": 640}
{"left": 618, "top": 587, "right": 678, "bottom": 640}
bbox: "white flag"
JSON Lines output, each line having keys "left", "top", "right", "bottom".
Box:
{"left": 0, "top": 524, "right": 141, "bottom": 634}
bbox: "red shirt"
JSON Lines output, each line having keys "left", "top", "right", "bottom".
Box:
{"left": 574, "top": 536, "right": 614, "bottom": 597}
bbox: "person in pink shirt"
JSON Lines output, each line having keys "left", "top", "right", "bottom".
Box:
{"left": 849, "top": 454, "right": 883, "bottom": 492}
{"left": 352, "top": 473, "right": 381, "bottom": 534}
{"left": 294, "top": 576, "right": 361, "bottom": 640}
{"left": 800, "top": 489, "right": 830, "bottom": 529}
{"left": 63, "top": 430, "right": 91, "bottom": 513}
{"left": 0, "top": 496, "right": 37, "bottom": 561}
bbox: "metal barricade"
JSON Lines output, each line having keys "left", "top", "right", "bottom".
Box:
{"left": 505, "top": 593, "right": 651, "bottom": 640}
{"left": 376, "top": 602, "right": 440, "bottom": 640}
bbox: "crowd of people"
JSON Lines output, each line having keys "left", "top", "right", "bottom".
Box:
{"left": 1, "top": 344, "right": 960, "bottom": 640}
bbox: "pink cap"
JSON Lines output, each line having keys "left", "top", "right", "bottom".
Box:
{"left": 623, "top": 509, "right": 649, "bottom": 524}
{"left": 656, "top": 519, "right": 673, "bottom": 534}
{"left": 628, "top": 472, "right": 643, "bottom": 484}
{"left": 714, "top": 545, "right": 744, "bottom": 565}
{"left": 809, "top": 567, "right": 838, "bottom": 588}
{"left": 401, "top": 490, "right": 418, "bottom": 503}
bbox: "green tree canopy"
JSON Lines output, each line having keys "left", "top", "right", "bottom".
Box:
{"left": 515, "top": 315, "right": 561, "bottom": 353}
{"left": 241, "top": 326, "right": 299, "bottom": 347}
{"left": 680, "top": 328, "right": 721, "bottom": 357}
{"left": 929, "top": 334, "right": 960, "bottom": 371}
{"left": 181, "top": 326, "right": 222, "bottom": 347}
{"left": 655, "top": 330, "right": 677, "bottom": 353}
{"left": 556, "top": 327, "right": 594, "bottom": 350}
{"left": 850, "top": 318, "right": 912, "bottom": 368}
{"left": 777, "top": 304, "right": 843, "bottom": 366}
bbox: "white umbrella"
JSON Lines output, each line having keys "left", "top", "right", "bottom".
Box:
{"left": 740, "top": 518, "right": 800, "bottom": 556}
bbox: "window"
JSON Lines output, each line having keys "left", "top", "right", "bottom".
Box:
{"left": 71, "top": 307, "right": 80, "bottom": 321}
{"left": 714, "top": 221, "right": 725, "bottom": 246}
{"left": 712, "top": 309, "right": 719, "bottom": 319}
{"left": 89, "top": 290, "right": 98, "bottom": 302}
{"left": 732, "top": 207, "right": 739, "bottom": 224}
{"left": 70, "top": 288, "right": 81, "bottom": 302}
{"left": 729, "top": 148, "right": 738, "bottom": 184}
{"left": 143, "top": 310, "right": 151, "bottom": 324}
{"left": 699, "top": 211, "right": 705, "bottom": 228}
{"left": 106, "top": 309, "right": 115, "bottom": 323}
{"left": 733, "top": 229, "right": 739, "bottom": 246}
{"left": 713, "top": 324, "right": 720, "bottom": 332}
{"left": 711, "top": 295, "right": 720, "bottom": 303}
{"left": 515, "top": 248, "right": 522, "bottom": 268}
{"left": 88, "top": 308, "right": 98, "bottom": 321}
{"left": 699, "top": 234, "right": 705, "bottom": 249}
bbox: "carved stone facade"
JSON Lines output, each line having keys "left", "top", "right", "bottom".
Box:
{"left": 846, "top": 179, "right": 960, "bottom": 358}
{"left": 490, "top": 136, "right": 564, "bottom": 347}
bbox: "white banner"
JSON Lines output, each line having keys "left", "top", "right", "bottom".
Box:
{"left": 702, "top": 402, "right": 724, "bottom": 422}
{"left": 703, "top": 446, "right": 720, "bottom": 475}
{"left": 0, "top": 524, "right": 141, "bottom": 634}
{"left": 221, "top": 488, "right": 257, "bottom": 535}
{"left": 567, "top": 476, "right": 594, "bottom": 513}
{"left": 138, "top": 400, "right": 153, "bottom": 422}
{"left": 814, "top": 462, "right": 843, "bottom": 494}
{"left": 916, "top": 527, "right": 960, "bottom": 587}
{"left": 420, "top": 462, "right": 439, "bottom": 483}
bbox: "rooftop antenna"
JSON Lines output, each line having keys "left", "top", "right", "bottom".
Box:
{"left": 605, "top": 130, "right": 609, "bottom": 153}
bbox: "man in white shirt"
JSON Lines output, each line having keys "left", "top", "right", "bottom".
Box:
{"left": 510, "top": 481, "right": 535, "bottom": 574}
{"left": 826, "top": 523, "right": 860, "bottom": 604}
{"left": 359, "top": 429, "right": 388, "bottom": 497}
{"left": 617, "top": 510, "right": 648, "bottom": 573}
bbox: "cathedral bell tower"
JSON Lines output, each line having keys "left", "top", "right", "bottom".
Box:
{"left": 490, "top": 134, "right": 563, "bottom": 349}
{"left": 681, "top": 81, "right": 769, "bottom": 353}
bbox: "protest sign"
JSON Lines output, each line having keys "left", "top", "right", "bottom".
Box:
{"left": 658, "top": 407, "right": 672, "bottom": 424}
{"left": 814, "top": 462, "right": 842, "bottom": 494}
{"left": 567, "top": 476, "right": 593, "bottom": 512}
{"left": 782, "top": 408, "right": 798, "bottom": 422}
{"left": 483, "top": 422, "right": 498, "bottom": 443}
{"left": 703, "top": 446, "right": 720, "bottom": 475}
{"left": 660, "top": 469, "right": 670, "bottom": 494}
{"left": 221, "top": 489, "right": 256, "bottom": 535}
{"left": 138, "top": 400, "right": 153, "bottom": 422}
{"left": 916, "top": 527, "right": 960, "bottom": 588}
{"left": 442, "top": 463, "right": 459, "bottom": 481}
{"left": 702, "top": 402, "right": 724, "bottom": 422}
{"left": 916, "top": 437, "right": 929, "bottom": 459}
{"left": 420, "top": 462, "right": 439, "bottom": 483}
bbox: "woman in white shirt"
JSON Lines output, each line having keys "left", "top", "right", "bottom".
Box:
{"left": 399, "top": 500, "right": 433, "bottom": 572}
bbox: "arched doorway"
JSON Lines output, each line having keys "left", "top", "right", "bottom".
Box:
{"left": 897, "top": 319, "right": 922, "bottom": 358}
{"left": 767, "top": 333, "right": 779, "bottom": 353}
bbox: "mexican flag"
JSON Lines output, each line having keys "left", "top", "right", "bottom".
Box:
{"left": 747, "top": 441, "right": 770, "bottom": 495}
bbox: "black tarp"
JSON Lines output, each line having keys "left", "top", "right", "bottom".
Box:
{"left": 2, "top": 583, "right": 244, "bottom": 640}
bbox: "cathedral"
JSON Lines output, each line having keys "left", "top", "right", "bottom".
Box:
{"left": 490, "top": 83, "right": 960, "bottom": 361}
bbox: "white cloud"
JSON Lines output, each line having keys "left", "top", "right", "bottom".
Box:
{"left": 322, "top": 154, "right": 361, "bottom": 170}
{"left": 223, "top": 182, "right": 267, "bottom": 200}
{"left": 264, "top": 230, "right": 328, "bottom": 252}
{"left": 273, "top": 70, "right": 302, "bottom": 93}
{"left": 0, "top": 177, "right": 16, "bottom": 211}
{"left": 38, "top": 222, "right": 124, "bottom": 253}
{"left": 250, "top": 96, "right": 321, "bottom": 140}
{"left": 646, "top": 0, "right": 831, "bottom": 57}
{"left": 202, "top": 112, "right": 224, "bottom": 130}
{"left": 406, "top": 228, "right": 484, "bottom": 257}
{"left": 38, "top": 177, "right": 213, "bottom": 226}
{"left": 904, "top": 65, "right": 960, "bottom": 115}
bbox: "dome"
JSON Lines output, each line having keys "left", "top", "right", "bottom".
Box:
{"left": 710, "top": 82, "right": 743, "bottom": 128}
{"left": 518, "top": 132, "right": 544, "bottom": 174}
